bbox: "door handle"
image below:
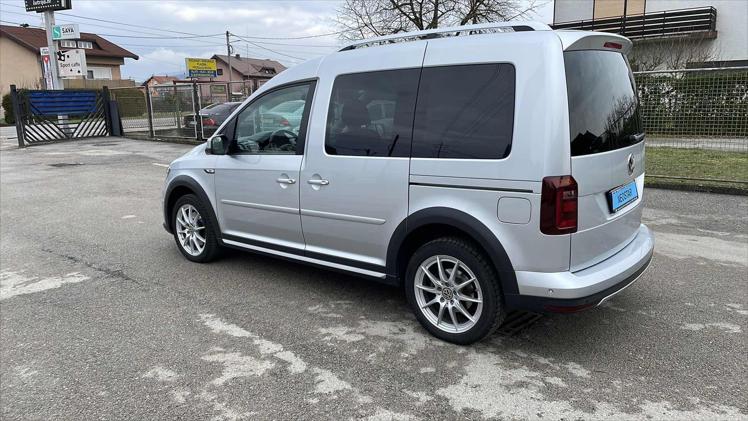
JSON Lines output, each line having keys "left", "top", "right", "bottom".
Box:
{"left": 277, "top": 177, "right": 296, "bottom": 185}
{"left": 307, "top": 179, "right": 329, "bottom": 186}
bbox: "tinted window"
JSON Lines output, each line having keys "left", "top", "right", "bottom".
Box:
{"left": 412, "top": 64, "right": 515, "bottom": 159}
{"left": 233, "top": 83, "right": 312, "bottom": 155}
{"left": 565, "top": 51, "right": 643, "bottom": 156}
{"left": 325, "top": 69, "right": 420, "bottom": 157}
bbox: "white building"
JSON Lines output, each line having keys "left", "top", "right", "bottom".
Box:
{"left": 553, "top": 0, "right": 747, "bottom": 68}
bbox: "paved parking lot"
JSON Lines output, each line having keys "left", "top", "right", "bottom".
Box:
{"left": 1, "top": 137, "right": 746, "bottom": 420}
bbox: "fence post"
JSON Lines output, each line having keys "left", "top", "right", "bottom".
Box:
{"left": 145, "top": 87, "right": 155, "bottom": 138}
{"left": 192, "top": 82, "right": 204, "bottom": 142}
{"left": 10, "top": 85, "right": 25, "bottom": 148}
{"left": 102, "top": 86, "right": 113, "bottom": 136}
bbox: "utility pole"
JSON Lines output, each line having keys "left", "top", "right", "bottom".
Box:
{"left": 226, "top": 31, "right": 233, "bottom": 98}
{"left": 43, "top": 11, "right": 63, "bottom": 90}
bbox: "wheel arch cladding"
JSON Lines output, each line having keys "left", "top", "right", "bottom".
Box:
{"left": 164, "top": 175, "right": 221, "bottom": 239}
{"left": 386, "top": 207, "right": 518, "bottom": 295}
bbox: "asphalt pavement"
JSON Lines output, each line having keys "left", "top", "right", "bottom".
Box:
{"left": 1, "top": 136, "right": 746, "bottom": 420}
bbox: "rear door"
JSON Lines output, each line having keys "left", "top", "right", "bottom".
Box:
{"left": 299, "top": 42, "right": 425, "bottom": 274}
{"left": 564, "top": 49, "right": 645, "bottom": 271}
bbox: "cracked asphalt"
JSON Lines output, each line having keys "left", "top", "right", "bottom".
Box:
{"left": 1, "top": 136, "right": 746, "bottom": 420}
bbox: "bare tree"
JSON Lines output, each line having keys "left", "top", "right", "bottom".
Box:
{"left": 628, "top": 35, "right": 720, "bottom": 71}
{"left": 336, "top": 0, "right": 544, "bottom": 41}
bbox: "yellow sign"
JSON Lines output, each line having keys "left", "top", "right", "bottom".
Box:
{"left": 185, "top": 58, "right": 218, "bottom": 78}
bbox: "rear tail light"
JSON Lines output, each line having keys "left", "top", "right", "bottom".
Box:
{"left": 202, "top": 118, "right": 216, "bottom": 126}
{"left": 540, "top": 175, "right": 578, "bottom": 235}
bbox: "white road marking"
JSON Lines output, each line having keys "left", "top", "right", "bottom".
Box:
{"left": 152, "top": 163, "right": 169, "bottom": 168}
{"left": 0, "top": 270, "right": 89, "bottom": 300}
{"left": 143, "top": 366, "right": 179, "bottom": 382}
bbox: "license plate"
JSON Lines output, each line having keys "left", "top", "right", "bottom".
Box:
{"left": 607, "top": 181, "right": 638, "bottom": 213}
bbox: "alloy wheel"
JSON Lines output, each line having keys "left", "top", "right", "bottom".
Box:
{"left": 413, "top": 255, "right": 483, "bottom": 333}
{"left": 175, "top": 204, "right": 206, "bottom": 256}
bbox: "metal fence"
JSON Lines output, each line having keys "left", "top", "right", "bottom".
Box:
{"left": 634, "top": 67, "right": 748, "bottom": 152}
{"left": 110, "top": 81, "right": 260, "bottom": 142}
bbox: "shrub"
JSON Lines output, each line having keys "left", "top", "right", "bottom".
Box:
{"left": 1, "top": 93, "right": 14, "bottom": 125}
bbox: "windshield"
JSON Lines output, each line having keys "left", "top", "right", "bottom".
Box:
{"left": 565, "top": 50, "right": 643, "bottom": 156}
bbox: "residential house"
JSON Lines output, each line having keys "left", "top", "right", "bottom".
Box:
{"left": 207, "top": 54, "right": 286, "bottom": 93}
{"left": 142, "top": 75, "right": 179, "bottom": 89}
{"left": 552, "top": 0, "right": 747, "bottom": 69}
{"left": 0, "top": 24, "right": 139, "bottom": 115}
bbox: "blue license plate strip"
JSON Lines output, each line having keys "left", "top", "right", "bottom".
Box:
{"left": 607, "top": 181, "right": 638, "bottom": 212}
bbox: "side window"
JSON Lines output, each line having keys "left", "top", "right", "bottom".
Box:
{"left": 232, "top": 83, "right": 312, "bottom": 155}
{"left": 412, "top": 64, "right": 515, "bottom": 159}
{"left": 325, "top": 69, "right": 419, "bottom": 157}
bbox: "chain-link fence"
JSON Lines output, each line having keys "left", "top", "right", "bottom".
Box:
{"left": 634, "top": 67, "right": 748, "bottom": 152}
{"left": 111, "top": 81, "right": 260, "bottom": 142}
{"left": 109, "top": 87, "right": 150, "bottom": 135}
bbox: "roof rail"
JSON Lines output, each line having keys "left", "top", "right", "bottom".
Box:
{"left": 339, "top": 21, "right": 551, "bottom": 51}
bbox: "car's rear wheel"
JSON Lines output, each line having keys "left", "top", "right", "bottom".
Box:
{"left": 172, "top": 194, "right": 220, "bottom": 263}
{"left": 405, "top": 237, "right": 505, "bottom": 344}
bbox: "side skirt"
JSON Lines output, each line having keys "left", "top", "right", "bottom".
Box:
{"left": 221, "top": 236, "right": 397, "bottom": 285}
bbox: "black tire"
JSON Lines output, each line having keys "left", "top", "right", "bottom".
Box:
{"left": 404, "top": 237, "right": 505, "bottom": 344}
{"left": 172, "top": 194, "right": 221, "bottom": 263}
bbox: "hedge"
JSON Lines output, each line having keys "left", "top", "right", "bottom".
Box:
{"left": 2, "top": 93, "right": 14, "bottom": 125}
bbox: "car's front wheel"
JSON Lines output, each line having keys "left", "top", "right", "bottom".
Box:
{"left": 405, "top": 237, "right": 505, "bottom": 344}
{"left": 172, "top": 194, "right": 220, "bottom": 263}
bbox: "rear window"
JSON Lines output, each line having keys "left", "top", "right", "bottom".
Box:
{"left": 411, "top": 64, "right": 515, "bottom": 159}
{"left": 565, "top": 51, "right": 643, "bottom": 156}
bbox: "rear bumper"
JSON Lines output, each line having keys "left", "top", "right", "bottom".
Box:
{"left": 505, "top": 224, "right": 654, "bottom": 313}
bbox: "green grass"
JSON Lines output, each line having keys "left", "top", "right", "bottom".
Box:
{"left": 645, "top": 147, "right": 748, "bottom": 193}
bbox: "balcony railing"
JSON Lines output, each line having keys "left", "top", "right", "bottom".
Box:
{"left": 552, "top": 6, "right": 717, "bottom": 40}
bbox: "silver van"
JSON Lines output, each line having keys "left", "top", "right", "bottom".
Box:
{"left": 162, "top": 22, "right": 654, "bottom": 344}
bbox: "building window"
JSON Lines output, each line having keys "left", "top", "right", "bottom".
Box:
{"left": 87, "top": 70, "right": 94, "bottom": 79}
{"left": 217, "top": 68, "right": 223, "bottom": 76}
{"left": 60, "top": 40, "right": 76, "bottom": 48}
{"left": 77, "top": 41, "right": 93, "bottom": 49}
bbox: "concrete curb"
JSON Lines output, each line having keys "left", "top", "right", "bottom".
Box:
{"left": 645, "top": 179, "right": 748, "bottom": 196}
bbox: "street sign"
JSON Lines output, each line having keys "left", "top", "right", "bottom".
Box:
{"left": 40, "top": 47, "right": 54, "bottom": 89}
{"left": 25, "top": 0, "right": 72, "bottom": 13}
{"left": 52, "top": 24, "right": 80, "bottom": 40}
{"left": 185, "top": 58, "right": 218, "bottom": 78}
{"left": 57, "top": 49, "right": 87, "bottom": 79}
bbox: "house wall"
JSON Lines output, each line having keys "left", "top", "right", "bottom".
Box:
{"left": 86, "top": 56, "right": 125, "bottom": 80}
{"left": 0, "top": 36, "right": 43, "bottom": 118}
{"left": 645, "top": 0, "right": 747, "bottom": 63}
{"left": 553, "top": 0, "right": 748, "bottom": 64}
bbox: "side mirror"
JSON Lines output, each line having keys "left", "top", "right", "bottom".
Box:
{"left": 206, "top": 134, "right": 228, "bottom": 155}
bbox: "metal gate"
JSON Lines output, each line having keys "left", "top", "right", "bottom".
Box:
{"left": 10, "top": 84, "right": 112, "bottom": 147}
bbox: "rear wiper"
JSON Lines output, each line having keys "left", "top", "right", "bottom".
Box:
{"left": 626, "top": 133, "right": 645, "bottom": 143}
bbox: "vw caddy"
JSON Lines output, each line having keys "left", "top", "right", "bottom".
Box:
{"left": 162, "top": 22, "right": 654, "bottom": 344}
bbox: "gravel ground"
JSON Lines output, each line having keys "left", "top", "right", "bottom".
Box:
{"left": 1, "top": 137, "right": 746, "bottom": 420}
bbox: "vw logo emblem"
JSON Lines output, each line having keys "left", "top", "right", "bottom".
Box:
{"left": 627, "top": 154, "right": 635, "bottom": 176}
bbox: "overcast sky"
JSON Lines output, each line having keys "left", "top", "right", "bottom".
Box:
{"left": 0, "top": 0, "right": 553, "bottom": 82}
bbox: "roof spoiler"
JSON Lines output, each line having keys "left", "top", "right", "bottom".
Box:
{"left": 554, "top": 31, "right": 633, "bottom": 54}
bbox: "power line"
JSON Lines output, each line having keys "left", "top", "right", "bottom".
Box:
{"left": 0, "top": 1, "right": 344, "bottom": 40}
{"left": 230, "top": 33, "right": 306, "bottom": 61}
